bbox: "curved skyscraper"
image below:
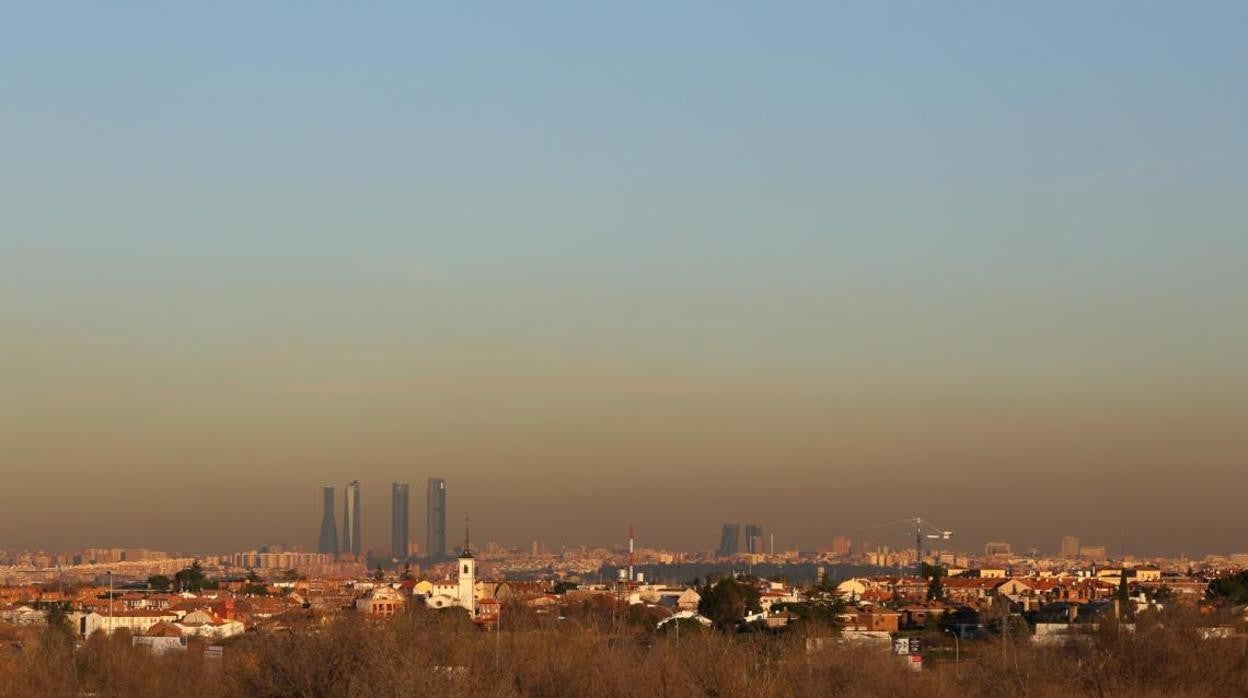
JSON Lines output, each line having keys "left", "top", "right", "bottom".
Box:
{"left": 317, "top": 486, "right": 339, "bottom": 554}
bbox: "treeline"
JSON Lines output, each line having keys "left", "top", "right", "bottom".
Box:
{"left": 1, "top": 603, "right": 1245, "bottom": 697}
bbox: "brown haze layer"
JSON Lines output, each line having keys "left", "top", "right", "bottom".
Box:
{"left": 4, "top": 291, "right": 1245, "bottom": 556}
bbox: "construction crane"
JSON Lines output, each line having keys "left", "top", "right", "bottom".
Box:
{"left": 860, "top": 517, "right": 954, "bottom": 577}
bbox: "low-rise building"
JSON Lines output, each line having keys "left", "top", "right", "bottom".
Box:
{"left": 356, "top": 586, "right": 405, "bottom": 618}
{"left": 70, "top": 609, "right": 179, "bottom": 637}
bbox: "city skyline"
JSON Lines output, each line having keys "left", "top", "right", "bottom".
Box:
{"left": 0, "top": 471, "right": 1154, "bottom": 562}
{"left": 0, "top": 524, "right": 1209, "bottom": 568}
{"left": 0, "top": 472, "right": 1233, "bottom": 558}
{"left": 0, "top": 474, "right": 1233, "bottom": 559}
{"left": 3, "top": 3, "right": 1245, "bottom": 557}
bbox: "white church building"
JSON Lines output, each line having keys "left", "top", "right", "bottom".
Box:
{"left": 422, "top": 533, "right": 476, "bottom": 617}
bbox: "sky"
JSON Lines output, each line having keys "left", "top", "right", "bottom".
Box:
{"left": 2, "top": 2, "right": 1246, "bottom": 558}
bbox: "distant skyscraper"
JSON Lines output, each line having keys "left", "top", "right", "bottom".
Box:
{"left": 317, "top": 486, "right": 339, "bottom": 554}
{"left": 1061, "top": 535, "right": 1080, "bottom": 558}
{"left": 1080, "top": 545, "right": 1108, "bottom": 562}
{"left": 391, "top": 483, "right": 410, "bottom": 560}
{"left": 744, "top": 524, "right": 764, "bottom": 554}
{"left": 343, "top": 481, "right": 362, "bottom": 556}
{"left": 831, "top": 536, "right": 852, "bottom": 557}
{"left": 718, "top": 524, "right": 741, "bottom": 556}
{"left": 427, "top": 478, "right": 447, "bottom": 558}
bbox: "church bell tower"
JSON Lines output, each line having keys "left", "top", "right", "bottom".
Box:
{"left": 457, "top": 517, "right": 476, "bottom": 616}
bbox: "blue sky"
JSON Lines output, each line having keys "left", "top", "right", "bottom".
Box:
{"left": 2, "top": 3, "right": 1246, "bottom": 555}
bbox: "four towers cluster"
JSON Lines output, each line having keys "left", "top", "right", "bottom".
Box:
{"left": 317, "top": 478, "right": 449, "bottom": 560}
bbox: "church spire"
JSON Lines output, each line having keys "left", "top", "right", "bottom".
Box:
{"left": 461, "top": 515, "right": 474, "bottom": 558}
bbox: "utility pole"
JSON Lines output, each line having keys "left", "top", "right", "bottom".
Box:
{"left": 1002, "top": 607, "right": 1008, "bottom": 659}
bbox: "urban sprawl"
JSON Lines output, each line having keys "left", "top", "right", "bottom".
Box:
{"left": 4, "top": 481, "right": 1248, "bottom": 669}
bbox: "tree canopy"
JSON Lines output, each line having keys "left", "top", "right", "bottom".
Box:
{"left": 697, "top": 577, "right": 761, "bottom": 628}
{"left": 1207, "top": 571, "right": 1248, "bottom": 606}
{"left": 174, "top": 561, "right": 207, "bottom": 592}
{"left": 773, "top": 594, "right": 846, "bottom": 630}
{"left": 1116, "top": 568, "right": 1132, "bottom": 614}
{"left": 926, "top": 565, "right": 945, "bottom": 601}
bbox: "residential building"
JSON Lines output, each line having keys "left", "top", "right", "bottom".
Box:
{"left": 71, "top": 609, "right": 179, "bottom": 637}
{"left": 1080, "top": 546, "right": 1108, "bottom": 562}
{"left": 175, "top": 609, "right": 245, "bottom": 638}
{"left": 1061, "top": 535, "right": 1080, "bottom": 558}
{"left": 356, "top": 586, "right": 405, "bottom": 618}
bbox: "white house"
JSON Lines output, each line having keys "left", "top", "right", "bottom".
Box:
{"left": 759, "top": 588, "right": 802, "bottom": 613}
{"left": 0, "top": 605, "right": 46, "bottom": 626}
{"left": 634, "top": 586, "right": 701, "bottom": 611}
{"left": 355, "top": 586, "right": 405, "bottom": 619}
{"left": 70, "top": 610, "right": 179, "bottom": 637}
{"left": 174, "top": 609, "right": 245, "bottom": 639}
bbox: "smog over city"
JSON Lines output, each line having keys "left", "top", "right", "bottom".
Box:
{"left": 2, "top": 3, "right": 1245, "bottom": 697}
